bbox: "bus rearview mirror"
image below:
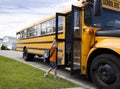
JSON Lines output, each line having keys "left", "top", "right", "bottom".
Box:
{"left": 94, "top": 0, "right": 102, "bottom": 16}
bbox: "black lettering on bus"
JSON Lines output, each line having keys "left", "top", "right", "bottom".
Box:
{"left": 108, "top": 0, "right": 113, "bottom": 7}
{"left": 103, "top": 0, "right": 114, "bottom": 7}
{"left": 114, "top": 2, "right": 119, "bottom": 9}
{"left": 103, "top": 0, "right": 107, "bottom": 5}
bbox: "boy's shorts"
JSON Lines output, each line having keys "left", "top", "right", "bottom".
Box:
{"left": 50, "top": 62, "right": 57, "bottom": 69}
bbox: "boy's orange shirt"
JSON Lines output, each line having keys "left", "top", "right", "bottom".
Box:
{"left": 50, "top": 46, "right": 57, "bottom": 62}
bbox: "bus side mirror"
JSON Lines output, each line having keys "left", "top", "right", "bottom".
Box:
{"left": 94, "top": 0, "right": 102, "bottom": 16}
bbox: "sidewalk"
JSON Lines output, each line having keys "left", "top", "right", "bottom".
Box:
{"left": 63, "top": 87, "right": 84, "bottom": 89}
{"left": 0, "top": 50, "right": 96, "bottom": 89}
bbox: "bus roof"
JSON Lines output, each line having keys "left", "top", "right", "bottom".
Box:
{"left": 17, "top": 0, "right": 85, "bottom": 33}
{"left": 17, "top": 0, "right": 120, "bottom": 33}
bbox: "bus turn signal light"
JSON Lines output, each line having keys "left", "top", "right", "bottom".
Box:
{"left": 89, "top": 29, "right": 94, "bottom": 34}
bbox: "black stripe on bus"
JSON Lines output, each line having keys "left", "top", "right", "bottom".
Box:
{"left": 16, "top": 47, "right": 63, "bottom": 52}
{"left": 16, "top": 41, "right": 53, "bottom": 44}
{"left": 17, "top": 32, "right": 63, "bottom": 40}
{"left": 16, "top": 47, "right": 23, "bottom": 49}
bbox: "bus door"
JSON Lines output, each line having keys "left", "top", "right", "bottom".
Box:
{"left": 56, "top": 13, "right": 66, "bottom": 66}
{"left": 70, "top": 5, "right": 82, "bottom": 75}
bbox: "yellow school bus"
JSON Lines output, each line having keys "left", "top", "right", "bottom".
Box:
{"left": 16, "top": 0, "right": 120, "bottom": 88}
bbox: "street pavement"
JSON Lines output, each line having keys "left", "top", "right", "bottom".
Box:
{"left": 0, "top": 50, "right": 97, "bottom": 89}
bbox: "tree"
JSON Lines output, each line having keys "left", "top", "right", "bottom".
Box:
{"left": 1, "top": 45, "right": 10, "bottom": 50}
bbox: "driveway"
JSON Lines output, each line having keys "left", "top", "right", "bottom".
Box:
{"left": 0, "top": 50, "right": 96, "bottom": 89}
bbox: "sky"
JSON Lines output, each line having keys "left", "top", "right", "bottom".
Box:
{"left": 0, "top": 0, "right": 76, "bottom": 38}
{"left": 2, "top": 0, "right": 120, "bottom": 38}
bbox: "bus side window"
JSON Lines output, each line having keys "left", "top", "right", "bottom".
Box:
{"left": 23, "top": 30, "right": 27, "bottom": 38}
{"left": 36, "top": 24, "right": 41, "bottom": 36}
{"left": 16, "top": 32, "right": 20, "bottom": 39}
{"left": 33, "top": 26, "right": 37, "bottom": 36}
{"left": 41, "top": 22, "right": 46, "bottom": 35}
{"left": 20, "top": 31, "right": 22, "bottom": 39}
{"left": 27, "top": 27, "right": 34, "bottom": 37}
{"left": 74, "top": 11, "right": 81, "bottom": 38}
{"left": 53, "top": 18, "right": 56, "bottom": 32}
{"left": 74, "top": 11, "right": 80, "bottom": 29}
{"left": 46, "top": 20, "right": 53, "bottom": 34}
{"left": 27, "top": 29, "right": 29, "bottom": 37}
{"left": 58, "top": 16, "right": 63, "bottom": 32}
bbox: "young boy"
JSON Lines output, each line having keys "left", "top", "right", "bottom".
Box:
{"left": 44, "top": 39, "right": 58, "bottom": 79}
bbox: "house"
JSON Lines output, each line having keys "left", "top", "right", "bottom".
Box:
{"left": 0, "top": 38, "right": 2, "bottom": 49}
{"left": 2, "top": 36, "right": 16, "bottom": 50}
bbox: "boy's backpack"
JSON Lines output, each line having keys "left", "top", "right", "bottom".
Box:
{"left": 43, "top": 49, "right": 50, "bottom": 62}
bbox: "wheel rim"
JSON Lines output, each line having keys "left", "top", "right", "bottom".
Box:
{"left": 97, "top": 64, "right": 117, "bottom": 84}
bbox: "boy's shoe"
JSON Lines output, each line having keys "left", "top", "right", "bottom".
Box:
{"left": 54, "top": 76, "right": 59, "bottom": 79}
{"left": 44, "top": 73, "right": 48, "bottom": 77}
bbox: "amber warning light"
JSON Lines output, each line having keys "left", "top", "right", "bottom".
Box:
{"left": 89, "top": 29, "right": 94, "bottom": 34}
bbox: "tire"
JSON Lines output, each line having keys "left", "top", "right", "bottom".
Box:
{"left": 23, "top": 48, "right": 28, "bottom": 60}
{"left": 90, "top": 54, "right": 120, "bottom": 89}
{"left": 23, "top": 48, "right": 34, "bottom": 61}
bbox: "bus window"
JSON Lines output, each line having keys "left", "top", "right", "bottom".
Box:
{"left": 21, "top": 31, "right": 25, "bottom": 38}
{"left": 53, "top": 18, "right": 56, "bottom": 32}
{"left": 36, "top": 24, "right": 41, "bottom": 36}
{"left": 16, "top": 32, "right": 20, "bottom": 39}
{"left": 20, "top": 32, "right": 22, "bottom": 39}
{"left": 33, "top": 26, "right": 37, "bottom": 36}
{"left": 85, "top": 6, "right": 120, "bottom": 29}
{"left": 41, "top": 22, "right": 46, "bottom": 35}
{"left": 46, "top": 20, "right": 53, "bottom": 33}
{"left": 58, "top": 16, "right": 63, "bottom": 32}
{"left": 27, "top": 29, "right": 29, "bottom": 37}
{"left": 74, "top": 11, "right": 81, "bottom": 38}
{"left": 74, "top": 11, "right": 80, "bottom": 29}
{"left": 23, "top": 30, "right": 27, "bottom": 38}
{"left": 27, "top": 27, "right": 34, "bottom": 37}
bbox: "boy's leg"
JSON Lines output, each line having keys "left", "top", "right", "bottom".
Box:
{"left": 54, "top": 68, "right": 57, "bottom": 76}
{"left": 47, "top": 67, "right": 53, "bottom": 74}
{"left": 44, "top": 67, "right": 52, "bottom": 77}
{"left": 53, "top": 62, "right": 59, "bottom": 79}
{"left": 54, "top": 68, "right": 59, "bottom": 79}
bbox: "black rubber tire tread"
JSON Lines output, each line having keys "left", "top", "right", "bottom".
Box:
{"left": 23, "top": 48, "right": 34, "bottom": 61}
{"left": 90, "top": 54, "right": 120, "bottom": 89}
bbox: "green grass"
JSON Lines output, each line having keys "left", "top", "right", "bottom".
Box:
{"left": 0, "top": 56, "right": 78, "bottom": 89}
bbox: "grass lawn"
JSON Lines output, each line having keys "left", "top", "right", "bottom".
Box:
{"left": 0, "top": 56, "right": 78, "bottom": 89}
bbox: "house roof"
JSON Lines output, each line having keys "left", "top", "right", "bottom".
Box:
{"left": 3, "top": 36, "right": 16, "bottom": 40}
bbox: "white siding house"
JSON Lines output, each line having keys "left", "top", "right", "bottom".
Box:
{"left": 2, "top": 36, "right": 16, "bottom": 50}
{"left": 0, "top": 39, "right": 2, "bottom": 49}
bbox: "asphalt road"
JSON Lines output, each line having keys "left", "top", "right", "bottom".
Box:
{"left": 0, "top": 50, "right": 97, "bottom": 89}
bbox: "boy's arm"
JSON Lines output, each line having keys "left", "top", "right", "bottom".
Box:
{"left": 50, "top": 47, "right": 56, "bottom": 57}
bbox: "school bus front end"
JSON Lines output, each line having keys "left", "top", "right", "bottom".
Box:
{"left": 81, "top": 0, "right": 120, "bottom": 89}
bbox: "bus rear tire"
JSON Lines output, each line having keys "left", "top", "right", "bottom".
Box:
{"left": 23, "top": 48, "right": 34, "bottom": 61}
{"left": 90, "top": 54, "right": 120, "bottom": 89}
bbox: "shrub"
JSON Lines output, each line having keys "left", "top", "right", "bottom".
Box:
{"left": 1, "top": 45, "right": 10, "bottom": 50}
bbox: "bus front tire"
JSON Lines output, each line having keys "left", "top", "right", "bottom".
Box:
{"left": 90, "top": 54, "right": 120, "bottom": 89}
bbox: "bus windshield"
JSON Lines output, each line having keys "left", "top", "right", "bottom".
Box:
{"left": 84, "top": 6, "right": 120, "bottom": 29}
